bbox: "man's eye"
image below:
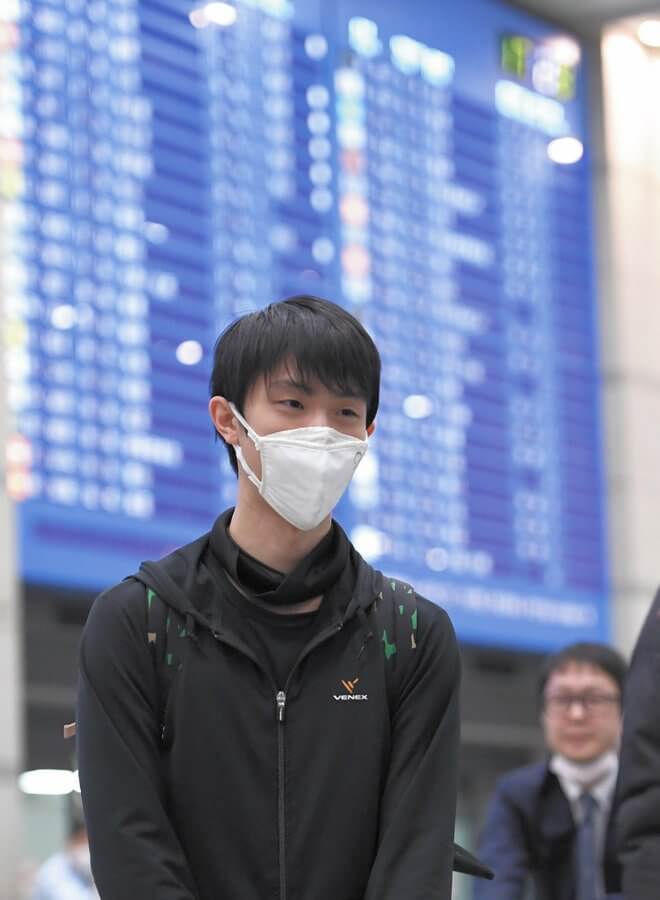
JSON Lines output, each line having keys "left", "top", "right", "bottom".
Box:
{"left": 340, "top": 408, "right": 358, "bottom": 417}
{"left": 280, "top": 399, "right": 303, "bottom": 409}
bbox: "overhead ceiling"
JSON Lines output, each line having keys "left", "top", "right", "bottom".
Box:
{"left": 513, "top": 0, "right": 660, "bottom": 34}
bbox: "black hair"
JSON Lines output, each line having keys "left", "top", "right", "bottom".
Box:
{"left": 209, "top": 295, "right": 381, "bottom": 473}
{"left": 537, "top": 641, "right": 627, "bottom": 705}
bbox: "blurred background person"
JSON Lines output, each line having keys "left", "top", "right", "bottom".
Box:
{"left": 30, "top": 813, "right": 98, "bottom": 900}
{"left": 607, "top": 588, "right": 660, "bottom": 900}
{"left": 474, "top": 643, "right": 627, "bottom": 900}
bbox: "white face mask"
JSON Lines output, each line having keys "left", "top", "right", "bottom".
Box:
{"left": 229, "top": 403, "right": 368, "bottom": 531}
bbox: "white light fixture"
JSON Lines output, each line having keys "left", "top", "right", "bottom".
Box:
{"left": 18, "top": 769, "right": 76, "bottom": 796}
{"left": 189, "top": 2, "right": 237, "bottom": 28}
{"left": 176, "top": 340, "right": 203, "bottom": 366}
{"left": 403, "top": 394, "right": 434, "bottom": 419}
{"left": 547, "top": 136, "right": 584, "bottom": 165}
{"left": 204, "top": 2, "right": 237, "bottom": 26}
{"left": 638, "top": 20, "right": 660, "bottom": 48}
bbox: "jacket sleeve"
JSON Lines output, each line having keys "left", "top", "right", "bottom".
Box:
{"left": 76, "top": 581, "right": 198, "bottom": 900}
{"left": 611, "top": 587, "right": 660, "bottom": 900}
{"left": 363, "top": 600, "right": 461, "bottom": 900}
{"left": 472, "top": 778, "right": 530, "bottom": 900}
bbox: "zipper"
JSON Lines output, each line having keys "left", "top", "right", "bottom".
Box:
{"left": 274, "top": 620, "right": 344, "bottom": 900}
{"left": 213, "top": 618, "right": 344, "bottom": 900}
{"left": 276, "top": 690, "right": 287, "bottom": 900}
{"left": 277, "top": 690, "right": 286, "bottom": 723}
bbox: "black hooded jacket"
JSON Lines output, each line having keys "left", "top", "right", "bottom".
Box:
{"left": 77, "top": 523, "right": 461, "bottom": 900}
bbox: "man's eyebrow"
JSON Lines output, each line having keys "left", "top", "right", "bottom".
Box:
{"left": 268, "top": 378, "right": 314, "bottom": 394}
{"left": 268, "top": 378, "right": 363, "bottom": 400}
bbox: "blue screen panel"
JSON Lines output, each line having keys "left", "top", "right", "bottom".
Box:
{"left": 1, "top": 0, "right": 609, "bottom": 651}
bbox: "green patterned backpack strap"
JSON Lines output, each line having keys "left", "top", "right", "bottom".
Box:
{"left": 137, "top": 556, "right": 213, "bottom": 745}
{"left": 376, "top": 574, "right": 419, "bottom": 714}
{"left": 144, "top": 584, "right": 188, "bottom": 745}
{"left": 146, "top": 585, "right": 168, "bottom": 666}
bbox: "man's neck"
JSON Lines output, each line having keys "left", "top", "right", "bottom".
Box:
{"left": 229, "top": 481, "right": 332, "bottom": 574}
{"left": 550, "top": 750, "right": 618, "bottom": 793}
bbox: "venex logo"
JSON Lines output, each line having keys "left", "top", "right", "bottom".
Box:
{"left": 333, "top": 676, "right": 368, "bottom": 701}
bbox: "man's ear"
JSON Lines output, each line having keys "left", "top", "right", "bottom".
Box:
{"left": 367, "top": 421, "right": 376, "bottom": 437}
{"left": 209, "top": 397, "right": 240, "bottom": 445}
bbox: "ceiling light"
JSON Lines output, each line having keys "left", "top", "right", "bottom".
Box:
{"left": 176, "top": 340, "right": 203, "bottom": 365}
{"left": 18, "top": 769, "right": 76, "bottom": 796}
{"left": 204, "top": 2, "right": 237, "bottom": 27}
{"left": 547, "top": 136, "right": 583, "bottom": 165}
{"left": 403, "top": 394, "right": 434, "bottom": 419}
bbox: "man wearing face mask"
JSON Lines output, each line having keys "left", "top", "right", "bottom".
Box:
{"left": 474, "top": 642, "right": 627, "bottom": 900}
{"left": 31, "top": 818, "right": 99, "bottom": 900}
{"left": 76, "top": 296, "right": 470, "bottom": 900}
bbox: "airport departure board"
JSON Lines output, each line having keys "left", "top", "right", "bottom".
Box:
{"left": 1, "top": 0, "right": 609, "bottom": 649}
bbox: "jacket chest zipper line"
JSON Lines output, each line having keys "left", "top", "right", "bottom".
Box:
{"left": 213, "top": 620, "right": 345, "bottom": 900}
{"left": 277, "top": 690, "right": 287, "bottom": 900}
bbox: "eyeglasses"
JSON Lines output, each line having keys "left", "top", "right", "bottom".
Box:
{"left": 544, "top": 693, "right": 621, "bottom": 714}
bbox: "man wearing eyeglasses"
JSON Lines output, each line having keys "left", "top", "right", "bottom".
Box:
{"left": 474, "top": 642, "right": 627, "bottom": 900}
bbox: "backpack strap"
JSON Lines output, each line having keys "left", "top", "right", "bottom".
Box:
{"left": 375, "top": 574, "right": 418, "bottom": 713}
{"left": 146, "top": 586, "right": 169, "bottom": 666}
{"left": 144, "top": 586, "right": 187, "bottom": 744}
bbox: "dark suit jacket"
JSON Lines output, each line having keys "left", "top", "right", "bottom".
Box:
{"left": 608, "top": 587, "right": 660, "bottom": 900}
{"left": 474, "top": 760, "right": 620, "bottom": 900}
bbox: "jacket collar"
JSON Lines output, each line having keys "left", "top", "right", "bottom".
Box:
{"left": 536, "top": 767, "right": 576, "bottom": 847}
{"left": 130, "top": 524, "right": 383, "bottom": 643}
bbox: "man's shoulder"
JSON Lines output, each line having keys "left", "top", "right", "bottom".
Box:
{"left": 496, "top": 760, "right": 550, "bottom": 797}
{"left": 90, "top": 529, "right": 213, "bottom": 617}
{"left": 144, "top": 530, "right": 211, "bottom": 581}
{"left": 414, "top": 591, "right": 453, "bottom": 626}
{"left": 370, "top": 576, "right": 459, "bottom": 697}
{"left": 375, "top": 573, "right": 453, "bottom": 627}
{"left": 88, "top": 576, "right": 147, "bottom": 624}
{"left": 483, "top": 761, "right": 557, "bottom": 830}
{"left": 371, "top": 571, "right": 457, "bottom": 662}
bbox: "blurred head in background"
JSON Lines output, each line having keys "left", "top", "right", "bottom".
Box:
{"left": 539, "top": 642, "right": 627, "bottom": 763}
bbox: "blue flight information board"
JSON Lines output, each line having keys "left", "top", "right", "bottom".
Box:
{"left": 1, "top": 0, "right": 609, "bottom": 650}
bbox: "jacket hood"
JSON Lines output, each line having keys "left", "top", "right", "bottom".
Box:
{"left": 128, "top": 529, "right": 384, "bottom": 643}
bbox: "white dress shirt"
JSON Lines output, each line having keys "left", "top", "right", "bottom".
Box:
{"left": 549, "top": 751, "right": 618, "bottom": 899}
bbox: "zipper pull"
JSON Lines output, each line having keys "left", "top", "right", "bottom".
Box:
{"left": 276, "top": 690, "right": 286, "bottom": 723}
